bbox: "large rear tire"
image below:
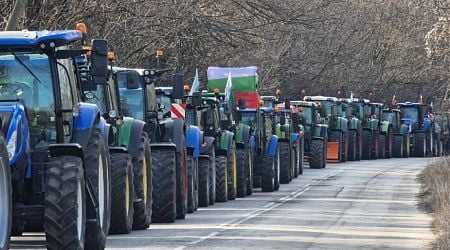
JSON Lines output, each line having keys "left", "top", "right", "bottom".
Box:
{"left": 215, "top": 155, "right": 228, "bottom": 202}
{"left": 187, "top": 155, "right": 198, "bottom": 213}
{"left": 132, "top": 132, "right": 152, "bottom": 230}
{"left": 152, "top": 148, "right": 177, "bottom": 223}
{"left": 198, "top": 156, "right": 210, "bottom": 207}
{"left": 0, "top": 136, "right": 11, "bottom": 250}
{"left": 279, "top": 141, "right": 291, "bottom": 184}
{"left": 261, "top": 155, "right": 275, "bottom": 192}
{"left": 414, "top": 133, "right": 426, "bottom": 157}
{"left": 227, "top": 143, "right": 237, "bottom": 200}
{"left": 362, "top": 130, "right": 372, "bottom": 160}
{"left": 109, "top": 153, "right": 134, "bottom": 234}
{"left": 236, "top": 148, "right": 248, "bottom": 198}
{"left": 208, "top": 150, "right": 216, "bottom": 205}
{"left": 246, "top": 145, "right": 254, "bottom": 196}
{"left": 309, "top": 139, "right": 325, "bottom": 169}
{"left": 274, "top": 148, "right": 280, "bottom": 191}
{"left": 45, "top": 156, "right": 85, "bottom": 250}
{"left": 84, "top": 132, "right": 110, "bottom": 249}
{"left": 378, "top": 134, "right": 386, "bottom": 159}
{"left": 176, "top": 142, "right": 188, "bottom": 220}
{"left": 392, "top": 135, "right": 404, "bottom": 158}
{"left": 347, "top": 130, "right": 357, "bottom": 161}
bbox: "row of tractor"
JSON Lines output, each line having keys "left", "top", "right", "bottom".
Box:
{"left": 0, "top": 24, "right": 444, "bottom": 250}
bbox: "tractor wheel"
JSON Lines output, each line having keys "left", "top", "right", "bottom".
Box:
{"left": 208, "top": 150, "right": 216, "bottom": 205}
{"left": 403, "top": 135, "right": 411, "bottom": 158}
{"left": 386, "top": 130, "right": 393, "bottom": 158}
{"left": 426, "top": 131, "right": 434, "bottom": 157}
{"left": 0, "top": 137, "right": 11, "bottom": 250}
{"left": 198, "top": 156, "right": 210, "bottom": 207}
{"left": 246, "top": 145, "right": 254, "bottom": 196}
{"left": 215, "top": 155, "right": 228, "bottom": 202}
{"left": 187, "top": 155, "right": 198, "bottom": 213}
{"left": 236, "top": 148, "right": 248, "bottom": 198}
{"left": 279, "top": 141, "right": 292, "bottom": 184}
{"left": 341, "top": 131, "right": 348, "bottom": 162}
{"left": 84, "top": 132, "right": 110, "bottom": 249}
{"left": 362, "top": 130, "right": 372, "bottom": 160}
{"left": 274, "top": 147, "right": 281, "bottom": 191}
{"left": 261, "top": 155, "right": 275, "bottom": 192}
{"left": 298, "top": 136, "right": 305, "bottom": 175}
{"left": 356, "top": 130, "right": 363, "bottom": 161}
{"left": 309, "top": 139, "right": 326, "bottom": 169}
{"left": 436, "top": 134, "right": 443, "bottom": 157}
{"left": 109, "top": 153, "right": 134, "bottom": 234}
{"left": 227, "top": 143, "right": 237, "bottom": 200}
{"left": 347, "top": 130, "right": 357, "bottom": 161}
{"left": 392, "top": 135, "right": 404, "bottom": 158}
{"left": 132, "top": 132, "right": 152, "bottom": 230}
{"left": 176, "top": 140, "right": 188, "bottom": 220}
{"left": 45, "top": 156, "right": 85, "bottom": 250}
{"left": 371, "top": 133, "right": 379, "bottom": 160}
{"left": 414, "top": 133, "right": 426, "bottom": 157}
{"left": 151, "top": 148, "right": 177, "bottom": 223}
{"left": 379, "top": 134, "right": 386, "bottom": 159}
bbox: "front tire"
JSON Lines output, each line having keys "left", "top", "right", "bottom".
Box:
{"left": 227, "top": 143, "right": 237, "bottom": 200}
{"left": 197, "top": 156, "right": 210, "bottom": 207}
{"left": 109, "top": 153, "right": 134, "bottom": 234}
{"left": 45, "top": 156, "right": 85, "bottom": 250}
{"left": 84, "top": 132, "right": 110, "bottom": 249}
{"left": 362, "top": 130, "right": 372, "bottom": 160}
{"left": 261, "top": 155, "right": 275, "bottom": 192}
{"left": 393, "top": 135, "right": 404, "bottom": 158}
{"left": 152, "top": 148, "right": 177, "bottom": 223}
{"left": 236, "top": 148, "right": 248, "bottom": 198}
{"left": 310, "top": 139, "right": 326, "bottom": 169}
{"left": 132, "top": 132, "right": 152, "bottom": 230}
{"left": 215, "top": 155, "right": 228, "bottom": 202}
{"left": 187, "top": 155, "right": 198, "bottom": 213}
{"left": 0, "top": 136, "right": 11, "bottom": 250}
{"left": 279, "top": 142, "right": 291, "bottom": 184}
{"left": 379, "top": 134, "right": 386, "bottom": 159}
{"left": 347, "top": 130, "right": 357, "bottom": 161}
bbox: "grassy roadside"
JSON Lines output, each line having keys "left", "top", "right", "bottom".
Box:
{"left": 419, "top": 157, "right": 450, "bottom": 249}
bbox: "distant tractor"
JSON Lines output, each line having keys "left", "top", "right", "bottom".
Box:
{"left": 399, "top": 102, "right": 436, "bottom": 157}
{"left": 339, "top": 99, "right": 362, "bottom": 161}
{"left": 291, "top": 101, "right": 328, "bottom": 169}
{"left": 382, "top": 107, "right": 410, "bottom": 158}
{"left": 304, "top": 96, "right": 348, "bottom": 163}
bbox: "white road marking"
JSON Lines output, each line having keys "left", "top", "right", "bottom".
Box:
{"left": 174, "top": 166, "right": 349, "bottom": 249}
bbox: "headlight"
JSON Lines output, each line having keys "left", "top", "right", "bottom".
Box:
{"left": 7, "top": 130, "right": 17, "bottom": 160}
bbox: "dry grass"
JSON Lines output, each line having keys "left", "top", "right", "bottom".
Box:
{"left": 419, "top": 158, "right": 450, "bottom": 249}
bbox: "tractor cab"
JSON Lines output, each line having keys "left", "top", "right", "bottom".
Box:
{"left": 398, "top": 102, "right": 430, "bottom": 131}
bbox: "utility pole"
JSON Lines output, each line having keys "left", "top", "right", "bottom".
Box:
{"left": 5, "top": 0, "right": 27, "bottom": 31}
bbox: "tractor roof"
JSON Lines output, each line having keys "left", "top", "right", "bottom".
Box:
{"left": 304, "top": 96, "right": 338, "bottom": 102}
{"left": 0, "top": 30, "right": 83, "bottom": 48}
{"left": 398, "top": 102, "right": 427, "bottom": 107}
{"left": 347, "top": 98, "right": 370, "bottom": 104}
{"left": 112, "top": 67, "right": 146, "bottom": 75}
{"left": 383, "top": 108, "right": 400, "bottom": 113}
{"left": 290, "top": 100, "right": 316, "bottom": 107}
{"left": 260, "top": 96, "right": 277, "bottom": 101}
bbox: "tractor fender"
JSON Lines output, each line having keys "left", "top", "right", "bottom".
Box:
{"left": 219, "top": 130, "right": 234, "bottom": 152}
{"left": 235, "top": 123, "right": 250, "bottom": 149}
{"left": 127, "top": 118, "right": 149, "bottom": 158}
{"left": 186, "top": 125, "right": 201, "bottom": 158}
{"left": 49, "top": 143, "right": 84, "bottom": 160}
{"left": 266, "top": 134, "right": 278, "bottom": 157}
{"left": 311, "top": 136, "right": 326, "bottom": 141}
{"left": 159, "top": 118, "right": 185, "bottom": 153}
{"left": 200, "top": 136, "right": 215, "bottom": 155}
{"left": 100, "top": 122, "right": 112, "bottom": 147}
{"left": 74, "top": 103, "right": 101, "bottom": 148}
{"left": 109, "top": 146, "right": 128, "bottom": 154}
{"left": 150, "top": 142, "right": 177, "bottom": 151}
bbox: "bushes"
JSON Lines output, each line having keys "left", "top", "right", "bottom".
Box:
{"left": 419, "top": 157, "right": 450, "bottom": 249}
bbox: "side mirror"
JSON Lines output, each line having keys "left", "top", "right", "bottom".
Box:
{"left": 90, "top": 39, "right": 108, "bottom": 84}
{"left": 172, "top": 73, "right": 184, "bottom": 99}
{"left": 191, "top": 92, "right": 202, "bottom": 107}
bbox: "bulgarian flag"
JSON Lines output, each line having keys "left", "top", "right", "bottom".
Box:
{"left": 207, "top": 66, "right": 260, "bottom": 109}
{"left": 189, "top": 68, "right": 200, "bottom": 96}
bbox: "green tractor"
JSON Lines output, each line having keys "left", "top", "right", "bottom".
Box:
{"left": 79, "top": 55, "right": 152, "bottom": 233}
{"left": 381, "top": 107, "right": 410, "bottom": 157}
{"left": 348, "top": 98, "right": 380, "bottom": 160}
{"left": 339, "top": 99, "right": 363, "bottom": 161}
{"left": 291, "top": 101, "right": 328, "bottom": 169}
{"left": 199, "top": 92, "right": 238, "bottom": 201}
{"left": 115, "top": 68, "right": 189, "bottom": 222}
{"left": 304, "top": 96, "right": 348, "bottom": 163}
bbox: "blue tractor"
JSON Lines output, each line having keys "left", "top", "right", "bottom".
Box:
{"left": 399, "top": 102, "right": 435, "bottom": 157}
{"left": 0, "top": 29, "right": 111, "bottom": 249}
{"left": 236, "top": 100, "right": 279, "bottom": 192}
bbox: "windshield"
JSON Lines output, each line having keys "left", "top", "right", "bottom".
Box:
{"left": 118, "top": 73, "right": 144, "bottom": 120}
{"left": 0, "top": 52, "right": 53, "bottom": 107}
{"left": 319, "top": 101, "right": 333, "bottom": 116}
{"left": 301, "top": 107, "right": 313, "bottom": 125}
{"left": 239, "top": 111, "right": 257, "bottom": 128}
{"left": 156, "top": 94, "right": 171, "bottom": 115}
{"left": 382, "top": 111, "right": 397, "bottom": 124}
{"left": 401, "top": 106, "right": 419, "bottom": 122}
{"left": 262, "top": 99, "right": 275, "bottom": 108}
{"left": 354, "top": 103, "right": 364, "bottom": 120}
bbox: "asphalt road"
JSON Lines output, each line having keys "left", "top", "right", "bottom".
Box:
{"left": 11, "top": 158, "right": 434, "bottom": 250}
